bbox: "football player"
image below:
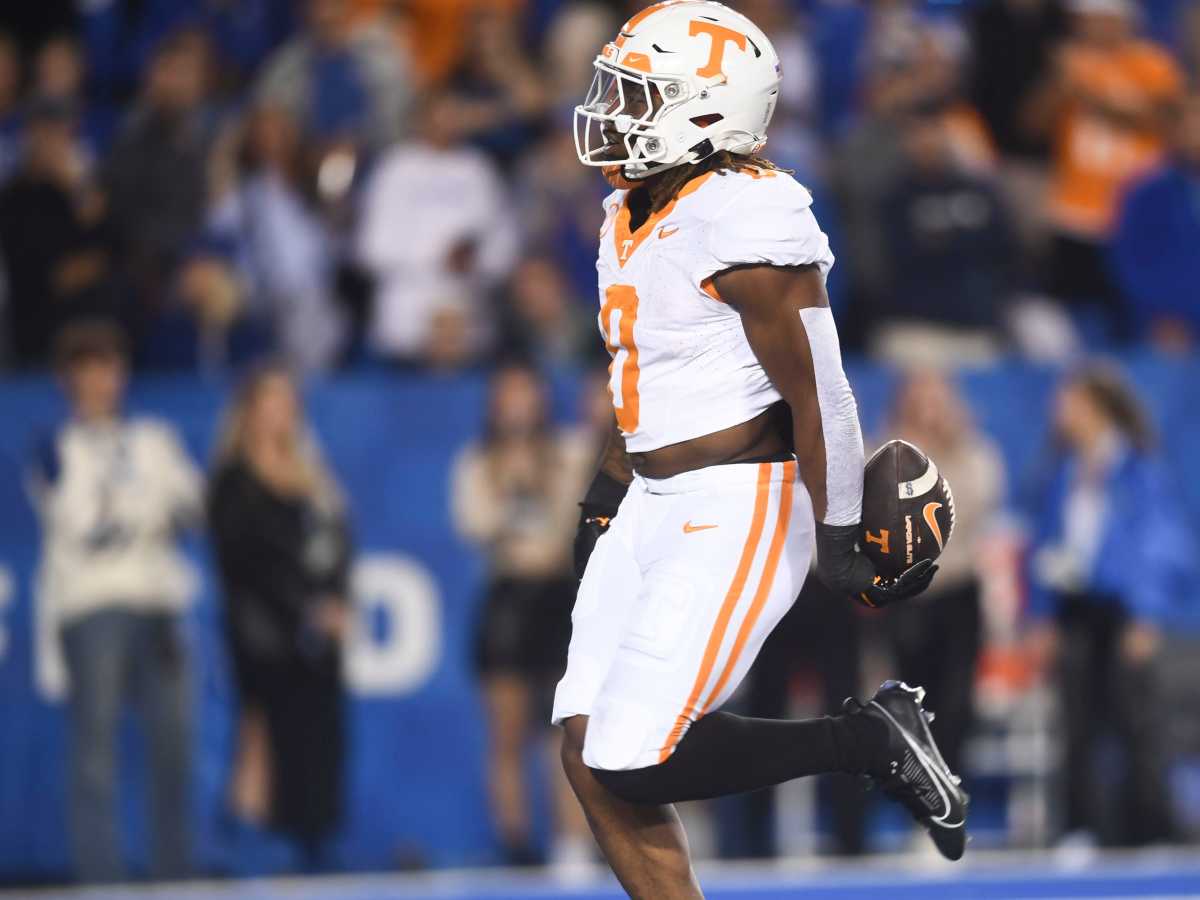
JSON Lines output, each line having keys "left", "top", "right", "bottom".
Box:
{"left": 554, "top": 3, "right": 968, "bottom": 896}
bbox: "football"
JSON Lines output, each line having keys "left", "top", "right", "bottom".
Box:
{"left": 860, "top": 439, "right": 955, "bottom": 578}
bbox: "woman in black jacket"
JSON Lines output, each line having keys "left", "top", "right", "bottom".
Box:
{"left": 209, "top": 363, "right": 352, "bottom": 864}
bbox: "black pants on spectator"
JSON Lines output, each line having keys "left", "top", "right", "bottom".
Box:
{"left": 885, "top": 580, "right": 982, "bottom": 776}
{"left": 714, "top": 576, "right": 866, "bottom": 857}
{"left": 1057, "top": 595, "right": 1176, "bottom": 846}
{"left": 1047, "top": 233, "right": 1125, "bottom": 335}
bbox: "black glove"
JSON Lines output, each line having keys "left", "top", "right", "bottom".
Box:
{"left": 574, "top": 471, "right": 629, "bottom": 580}
{"left": 814, "top": 522, "right": 937, "bottom": 608}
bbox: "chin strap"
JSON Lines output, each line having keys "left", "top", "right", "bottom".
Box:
{"left": 602, "top": 134, "right": 740, "bottom": 191}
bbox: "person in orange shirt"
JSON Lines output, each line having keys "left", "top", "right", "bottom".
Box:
{"left": 1030, "top": 0, "right": 1183, "bottom": 320}
{"left": 398, "top": 0, "right": 526, "bottom": 88}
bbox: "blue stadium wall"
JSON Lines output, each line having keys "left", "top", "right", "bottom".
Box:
{"left": 0, "top": 354, "right": 1197, "bottom": 881}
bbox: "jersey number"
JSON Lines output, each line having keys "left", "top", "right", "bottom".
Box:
{"left": 600, "top": 285, "right": 641, "bottom": 433}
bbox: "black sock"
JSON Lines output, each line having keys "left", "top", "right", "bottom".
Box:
{"left": 592, "top": 711, "right": 890, "bottom": 806}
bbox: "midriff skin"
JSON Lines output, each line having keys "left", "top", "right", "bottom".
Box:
{"left": 624, "top": 402, "right": 792, "bottom": 479}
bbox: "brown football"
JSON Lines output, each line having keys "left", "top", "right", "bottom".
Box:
{"left": 860, "top": 439, "right": 955, "bottom": 578}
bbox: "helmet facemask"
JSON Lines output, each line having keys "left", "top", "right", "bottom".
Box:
{"left": 574, "top": 60, "right": 690, "bottom": 180}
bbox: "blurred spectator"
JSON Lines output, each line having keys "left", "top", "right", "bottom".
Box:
{"left": 968, "top": 0, "right": 1068, "bottom": 253}
{"left": 76, "top": 0, "right": 196, "bottom": 104}
{"left": 1110, "top": 92, "right": 1200, "bottom": 353}
{"left": 206, "top": 103, "right": 349, "bottom": 371}
{"left": 806, "top": 0, "right": 872, "bottom": 139}
{"left": 736, "top": 0, "right": 820, "bottom": 175}
{"left": 33, "top": 33, "right": 117, "bottom": 163}
{"left": 201, "top": 0, "right": 297, "bottom": 92}
{"left": 73, "top": 0, "right": 289, "bottom": 104}
{"left": 0, "top": 32, "right": 22, "bottom": 182}
{"left": 833, "top": 17, "right": 994, "bottom": 344}
{"left": 497, "top": 256, "right": 596, "bottom": 369}
{"left": 970, "top": 0, "right": 1068, "bottom": 159}
{"left": 0, "top": 4, "right": 76, "bottom": 59}
{"left": 402, "top": 0, "right": 525, "bottom": 89}
{"left": 1182, "top": 2, "right": 1200, "bottom": 83}
{"left": 540, "top": 2, "right": 617, "bottom": 109}
{"left": 29, "top": 321, "right": 202, "bottom": 882}
{"left": 450, "top": 363, "right": 594, "bottom": 868}
{"left": 883, "top": 370, "right": 1006, "bottom": 777}
{"left": 514, "top": 123, "right": 609, "bottom": 305}
{"left": 355, "top": 92, "right": 517, "bottom": 367}
{"left": 861, "top": 1, "right": 987, "bottom": 173}
{"left": 441, "top": 7, "right": 548, "bottom": 167}
{"left": 1026, "top": 364, "right": 1194, "bottom": 846}
{"left": 872, "top": 110, "right": 1014, "bottom": 366}
{"left": 254, "top": 0, "right": 409, "bottom": 149}
{"left": 209, "top": 364, "right": 352, "bottom": 863}
{"left": 103, "top": 28, "right": 218, "bottom": 318}
{"left": 35, "top": 34, "right": 87, "bottom": 103}
{"left": 148, "top": 246, "right": 276, "bottom": 372}
{"left": 1029, "top": 0, "right": 1183, "bottom": 322}
{"left": 0, "top": 98, "right": 120, "bottom": 368}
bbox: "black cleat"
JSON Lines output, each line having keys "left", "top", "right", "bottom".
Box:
{"left": 844, "top": 680, "right": 969, "bottom": 860}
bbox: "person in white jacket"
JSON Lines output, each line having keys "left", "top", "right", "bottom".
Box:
{"left": 355, "top": 93, "right": 518, "bottom": 365}
{"left": 30, "top": 321, "right": 202, "bottom": 883}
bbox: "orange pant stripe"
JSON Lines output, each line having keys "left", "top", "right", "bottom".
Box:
{"left": 699, "top": 460, "right": 796, "bottom": 716}
{"left": 657, "top": 462, "right": 772, "bottom": 762}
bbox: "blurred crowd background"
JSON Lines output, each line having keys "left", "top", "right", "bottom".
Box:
{"left": 0, "top": 0, "right": 1199, "bottom": 372}
{"left": 1, "top": 0, "right": 1199, "bottom": 890}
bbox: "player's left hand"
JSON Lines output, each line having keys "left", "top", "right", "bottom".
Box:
{"left": 815, "top": 522, "right": 937, "bottom": 608}
{"left": 856, "top": 559, "right": 937, "bottom": 608}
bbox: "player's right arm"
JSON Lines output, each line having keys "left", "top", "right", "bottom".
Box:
{"left": 574, "top": 417, "right": 632, "bottom": 579}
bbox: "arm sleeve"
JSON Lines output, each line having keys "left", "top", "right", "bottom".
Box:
{"left": 702, "top": 177, "right": 836, "bottom": 282}
{"left": 799, "top": 306, "right": 864, "bottom": 526}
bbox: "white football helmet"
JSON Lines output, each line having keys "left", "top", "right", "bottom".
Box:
{"left": 574, "top": 1, "right": 782, "bottom": 181}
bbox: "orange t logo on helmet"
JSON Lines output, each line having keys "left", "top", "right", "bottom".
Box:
{"left": 689, "top": 19, "right": 747, "bottom": 78}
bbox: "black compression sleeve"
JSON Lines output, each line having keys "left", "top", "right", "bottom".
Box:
{"left": 581, "top": 470, "right": 629, "bottom": 519}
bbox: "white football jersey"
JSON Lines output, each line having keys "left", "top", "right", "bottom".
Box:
{"left": 595, "top": 167, "right": 834, "bottom": 452}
